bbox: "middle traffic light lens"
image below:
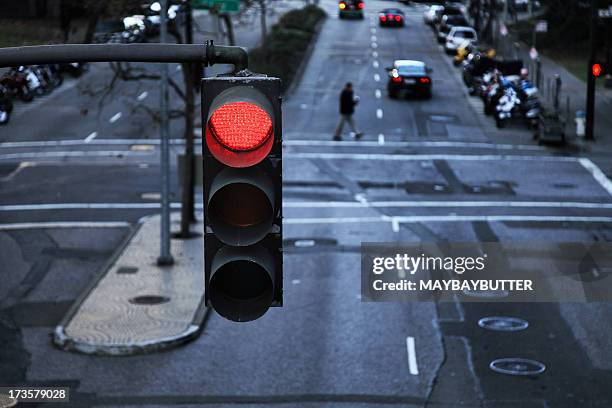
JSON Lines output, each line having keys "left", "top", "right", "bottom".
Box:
{"left": 209, "top": 183, "right": 272, "bottom": 228}
{"left": 207, "top": 167, "right": 275, "bottom": 246}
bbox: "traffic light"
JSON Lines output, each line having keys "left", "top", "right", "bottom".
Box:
{"left": 202, "top": 76, "right": 282, "bottom": 322}
{"left": 592, "top": 62, "right": 604, "bottom": 78}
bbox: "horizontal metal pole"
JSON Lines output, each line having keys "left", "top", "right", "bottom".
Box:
{"left": 0, "top": 43, "right": 248, "bottom": 71}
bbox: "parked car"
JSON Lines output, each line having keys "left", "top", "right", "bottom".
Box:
{"left": 387, "top": 60, "right": 433, "bottom": 99}
{"left": 379, "top": 8, "right": 405, "bottom": 27}
{"left": 437, "top": 14, "right": 470, "bottom": 43}
{"left": 423, "top": 5, "right": 444, "bottom": 25}
{"left": 445, "top": 26, "right": 477, "bottom": 55}
{"left": 339, "top": 0, "right": 364, "bottom": 19}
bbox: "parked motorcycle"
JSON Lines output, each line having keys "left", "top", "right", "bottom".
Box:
{"left": 0, "top": 84, "right": 13, "bottom": 125}
{"left": 60, "top": 62, "right": 87, "bottom": 77}
{"left": 494, "top": 87, "right": 521, "bottom": 128}
{"left": 0, "top": 68, "right": 34, "bottom": 102}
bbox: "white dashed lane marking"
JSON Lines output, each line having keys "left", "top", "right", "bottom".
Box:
{"left": 109, "top": 112, "right": 122, "bottom": 123}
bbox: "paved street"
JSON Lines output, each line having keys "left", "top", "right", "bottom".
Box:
{"left": 2, "top": 0, "right": 612, "bottom": 407}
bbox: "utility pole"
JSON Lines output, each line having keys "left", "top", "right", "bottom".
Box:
{"left": 586, "top": 0, "right": 599, "bottom": 141}
{"left": 158, "top": 0, "right": 174, "bottom": 265}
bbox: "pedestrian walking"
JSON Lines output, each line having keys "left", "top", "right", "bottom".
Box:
{"left": 334, "top": 82, "right": 363, "bottom": 141}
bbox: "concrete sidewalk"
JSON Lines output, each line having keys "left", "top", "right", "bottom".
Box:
{"left": 54, "top": 213, "right": 207, "bottom": 355}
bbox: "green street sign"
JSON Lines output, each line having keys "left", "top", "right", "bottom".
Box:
{"left": 192, "top": 0, "right": 240, "bottom": 13}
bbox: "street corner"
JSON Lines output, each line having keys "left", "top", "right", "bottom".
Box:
{"left": 54, "top": 212, "right": 207, "bottom": 356}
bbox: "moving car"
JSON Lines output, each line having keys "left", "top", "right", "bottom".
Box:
{"left": 445, "top": 26, "right": 477, "bottom": 55}
{"left": 339, "top": 0, "right": 365, "bottom": 19}
{"left": 387, "top": 60, "right": 432, "bottom": 99}
{"left": 423, "top": 5, "right": 444, "bottom": 25}
{"left": 379, "top": 8, "right": 405, "bottom": 27}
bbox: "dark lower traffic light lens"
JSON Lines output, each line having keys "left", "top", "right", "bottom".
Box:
{"left": 209, "top": 246, "right": 275, "bottom": 322}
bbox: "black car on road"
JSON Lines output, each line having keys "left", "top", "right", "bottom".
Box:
{"left": 379, "top": 8, "right": 405, "bottom": 27}
{"left": 339, "top": 0, "right": 364, "bottom": 19}
{"left": 387, "top": 60, "right": 432, "bottom": 99}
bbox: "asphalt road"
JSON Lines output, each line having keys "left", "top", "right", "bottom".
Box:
{"left": 1, "top": 1, "right": 612, "bottom": 407}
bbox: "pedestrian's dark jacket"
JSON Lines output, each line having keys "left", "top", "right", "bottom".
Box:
{"left": 339, "top": 88, "right": 355, "bottom": 115}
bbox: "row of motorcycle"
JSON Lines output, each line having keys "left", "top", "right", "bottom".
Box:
{"left": 0, "top": 63, "right": 86, "bottom": 125}
{"left": 460, "top": 49, "right": 541, "bottom": 129}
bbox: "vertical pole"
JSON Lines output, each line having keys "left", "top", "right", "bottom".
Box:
{"left": 586, "top": 0, "right": 598, "bottom": 140}
{"left": 158, "top": 0, "right": 174, "bottom": 265}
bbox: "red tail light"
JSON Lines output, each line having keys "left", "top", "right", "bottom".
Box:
{"left": 419, "top": 77, "right": 431, "bottom": 84}
{"left": 395, "top": 15, "right": 401, "bottom": 22}
{"left": 392, "top": 76, "right": 402, "bottom": 83}
{"left": 357, "top": 2, "right": 364, "bottom": 9}
{"left": 380, "top": 15, "right": 387, "bottom": 21}
{"left": 206, "top": 101, "right": 274, "bottom": 168}
{"left": 387, "top": 14, "right": 393, "bottom": 19}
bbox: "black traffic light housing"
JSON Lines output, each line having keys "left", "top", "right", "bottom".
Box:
{"left": 202, "top": 76, "right": 282, "bottom": 322}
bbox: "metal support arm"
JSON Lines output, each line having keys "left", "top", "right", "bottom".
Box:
{"left": 0, "top": 42, "right": 248, "bottom": 72}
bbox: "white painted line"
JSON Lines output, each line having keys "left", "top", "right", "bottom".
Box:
{"left": 137, "top": 91, "right": 148, "bottom": 101}
{"left": 391, "top": 218, "right": 400, "bottom": 232}
{"left": 292, "top": 279, "right": 301, "bottom": 284}
{"left": 285, "top": 152, "right": 578, "bottom": 162}
{"left": 376, "top": 108, "right": 383, "bottom": 119}
{"left": 373, "top": 60, "right": 379, "bottom": 69}
{"left": 109, "top": 112, "right": 123, "bottom": 124}
{"left": 579, "top": 158, "right": 612, "bottom": 197}
{"left": 3, "top": 200, "right": 612, "bottom": 213}
{"left": 84, "top": 131, "right": 98, "bottom": 143}
{"left": 371, "top": 28, "right": 376, "bottom": 34}
{"left": 1, "top": 138, "right": 544, "bottom": 151}
{"left": 374, "top": 74, "right": 380, "bottom": 82}
{"left": 283, "top": 140, "right": 544, "bottom": 151}
{"left": 283, "top": 215, "right": 612, "bottom": 224}
{"left": 371, "top": 35, "right": 377, "bottom": 42}
{"left": 371, "top": 42, "right": 378, "bottom": 49}
{"left": 372, "top": 51, "right": 378, "bottom": 58}
{"left": 378, "top": 133, "right": 385, "bottom": 145}
{"left": 375, "top": 89, "right": 382, "bottom": 99}
{"left": 0, "top": 221, "right": 131, "bottom": 231}
{"left": 283, "top": 200, "right": 612, "bottom": 210}
{"left": 407, "top": 337, "right": 419, "bottom": 375}
{"left": 0, "top": 151, "right": 153, "bottom": 161}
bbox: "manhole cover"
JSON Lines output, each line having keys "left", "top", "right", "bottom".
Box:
{"left": 129, "top": 295, "right": 170, "bottom": 305}
{"left": 463, "top": 289, "right": 509, "bottom": 298}
{"left": 489, "top": 358, "right": 546, "bottom": 376}
{"left": 478, "top": 316, "right": 529, "bottom": 332}
{"left": 117, "top": 266, "right": 139, "bottom": 274}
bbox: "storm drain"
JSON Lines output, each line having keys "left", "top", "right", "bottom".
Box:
{"left": 478, "top": 316, "right": 529, "bottom": 332}
{"left": 117, "top": 267, "right": 139, "bottom": 275}
{"left": 489, "top": 358, "right": 546, "bottom": 376}
{"left": 128, "top": 295, "right": 170, "bottom": 305}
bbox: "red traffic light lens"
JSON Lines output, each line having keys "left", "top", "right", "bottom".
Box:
{"left": 592, "top": 63, "right": 602, "bottom": 77}
{"left": 209, "top": 102, "right": 272, "bottom": 151}
{"left": 206, "top": 101, "right": 274, "bottom": 168}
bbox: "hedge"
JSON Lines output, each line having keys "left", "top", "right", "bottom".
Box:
{"left": 248, "top": 5, "right": 326, "bottom": 91}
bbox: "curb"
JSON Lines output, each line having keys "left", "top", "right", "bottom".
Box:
{"left": 53, "top": 215, "right": 210, "bottom": 356}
